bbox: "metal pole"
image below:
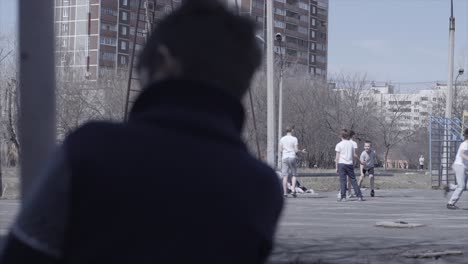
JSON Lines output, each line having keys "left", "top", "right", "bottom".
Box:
{"left": 19, "top": 0, "right": 56, "bottom": 196}
{"left": 266, "top": 0, "right": 275, "bottom": 166}
{"left": 445, "top": 0, "right": 455, "bottom": 119}
{"left": 442, "top": 0, "right": 456, "bottom": 184}
{"left": 277, "top": 39, "right": 284, "bottom": 168}
{"left": 454, "top": 73, "right": 460, "bottom": 118}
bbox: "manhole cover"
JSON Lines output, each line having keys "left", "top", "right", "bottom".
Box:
{"left": 375, "top": 221, "right": 425, "bottom": 228}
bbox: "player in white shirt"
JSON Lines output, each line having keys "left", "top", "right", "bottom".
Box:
{"left": 335, "top": 129, "right": 365, "bottom": 202}
{"left": 279, "top": 127, "right": 305, "bottom": 198}
{"left": 447, "top": 129, "right": 468, "bottom": 209}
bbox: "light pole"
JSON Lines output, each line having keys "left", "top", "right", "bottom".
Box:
{"left": 442, "top": 0, "right": 456, "bottom": 185}
{"left": 453, "top": 68, "right": 464, "bottom": 118}
{"left": 276, "top": 33, "right": 284, "bottom": 169}
{"left": 266, "top": 0, "right": 275, "bottom": 166}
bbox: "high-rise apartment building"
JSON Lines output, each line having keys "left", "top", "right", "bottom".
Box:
{"left": 238, "top": 0, "right": 328, "bottom": 78}
{"left": 54, "top": 0, "right": 177, "bottom": 81}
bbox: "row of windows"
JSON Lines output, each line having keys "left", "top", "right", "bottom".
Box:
{"left": 101, "top": 37, "right": 116, "bottom": 46}
{"left": 102, "top": 7, "right": 118, "bottom": 17}
{"left": 101, "top": 23, "right": 117, "bottom": 32}
{"left": 101, "top": 51, "right": 116, "bottom": 61}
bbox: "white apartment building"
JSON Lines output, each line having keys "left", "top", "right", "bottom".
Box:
{"left": 360, "top": 83, "right": 467, "bottom": 130}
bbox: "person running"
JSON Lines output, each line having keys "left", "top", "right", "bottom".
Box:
{"left": 358, "top": 141, "right": 377, "bottom": 197}
{"left": 446, "top": 129, "right": 468, "bottom": 209}
{"left": 279, "top": 127, "right": 305, "bottom": 198}
{"left": 335, "top": 129, "right": 365, "bottom": 202}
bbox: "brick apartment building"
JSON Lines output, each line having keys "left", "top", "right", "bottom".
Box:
{"left": 54, "top": 0, "right": 177, "bottom": 81}
{"left": 237, "top": 0, "right": 328, "bottom": 78}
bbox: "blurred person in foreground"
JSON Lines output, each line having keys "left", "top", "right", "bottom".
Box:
{"left": 0, "top": 1, "right": 283, "bottom": 263}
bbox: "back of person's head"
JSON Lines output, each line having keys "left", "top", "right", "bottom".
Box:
{"left": 285, "top": 127, "right": 293, "bottom": 134}
{"left": 137, "top": 0, "right": 262, "bottom": 99}
{"left": 340, "top": 129, "right": 350, "bottom": 140}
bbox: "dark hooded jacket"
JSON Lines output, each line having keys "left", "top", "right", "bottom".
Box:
{"left": 0, "top": 80, "right": 284, "bottom": 264}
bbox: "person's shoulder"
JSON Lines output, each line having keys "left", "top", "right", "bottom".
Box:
{"left": 64, "top": 121, "right": 123, "bottom": 150}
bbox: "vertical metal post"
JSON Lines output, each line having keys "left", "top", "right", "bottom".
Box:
{"left": 442, "top": 0, "right": 456, "bottom": 184}
{"left": 266, "top": 0, "right": 275, "bottom": 166}
{"left": 19, "top": 0, "right": 56, "bottom": 197}
{"left": 277, "top": 39, "right": 284, "bottom": 168}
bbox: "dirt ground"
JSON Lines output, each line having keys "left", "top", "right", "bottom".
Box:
{"left": 297, "top": 168, "right": 431, "bottom": 192}
{"left": 0, "top": 167, "right": 433, "bottom": 199}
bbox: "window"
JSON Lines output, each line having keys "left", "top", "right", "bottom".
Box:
{"left": 285, "top": 36, "right": 298, "bottom": 44}
{"left": 275, "top": 8, "right": 286, "bottom": 16}
{"left": 120, "top": 55, "right": 127, "bottom": 65}
{"left": 310, "top": 30, "right": 316, "bottom": 38}
{"left": 275, "top": 0, "right": 286, "bottom": 3}
{"left": 61, "top": 38, "right": 68, "bottom": 48}
{"left": 299, "top": 2, "right": 308, "bottom": 10}
{"left": 62, "top": 8, "right": 69, "bottom": 18}
{"left": 316, "top": 43, "right": 327, "bottom": 51}
{"left": 310, "top": 54, "right": 315, "bottom": 62}
{"left": 274, "top": 21, "right": 285, "bottom": 28}
{"left": 274, "top": 46, "right": 285, "bottom": 55}
{"left": 286, "top": 23, "right": 298, "bottom": 31}
{"left": 100, "top": 37, "right": 117, "bottom": 46}
{"left": 121, "top": 0, "right": 128, "bottom": 6}
{"left": 311, "top": 18, "right": 316, "bottom": 26}
{"left": 298, "top": 39, "right": 307, "bottom": 48}
{"left": 130, "top": 27, "right": 135, "bottom": 35}
{"left": 100, "top": 51, "right": 116, "bottom": 61}
{"left": 121, "top": 26, "right": 128, "bottom": 36}
{"left": 299, "top": 51, "right": 307, "bottom": 59}
{"left": 286, "top": 10, "right": 300, "bottom": 20}
{"left": 310, "top": 42, "right": 316, "bottom": 50}
{"left": 414, "top": 117, "right": 420, "bottom": 120}
{"left": 432, "top": 98, "right": 437, "bottom": 102}
{"left": 135, "top": 44, "right": 144, "bottom": 51}
{"left": 398, "top": 101, "right": 412, "bottom": 105}
{"left": 317, "top": 0, "right": 328, "bottom": 9}
{"left": 121, "top": 11, "right": 128, "bottom": 21}
{"left": 102, "top": 8, "right": 118, "bottom": 16}
{"left": 101, "top": 23, "right": 117, "bottom": 31}
{"left": 317, "top": 8, "right": 327, "bottom": 16}
{"left": 300, "top": 15, "right": 308, "bottom": 22}
{"left": 61, "top": 23, "right": 69, "bottom": 33}
{"left": 316, "top": 55, "right": 326, "bottom": 63}
{"left": 286, "top": 49, "right": 297, "bottom": 56}
{"left": 121, "top": 41, "right": 127, "bottom": 50}
{"left": 421, "top": 97, "right": 428, "bottom": 101}
{"left": 252, "top": 0, "right": 264, "bottom": 9}
{"left": 298, "top": 26, "right": 307, "bottom": 34}
{"left": 311, "top": 5, "right": 316, "bottom": 14}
